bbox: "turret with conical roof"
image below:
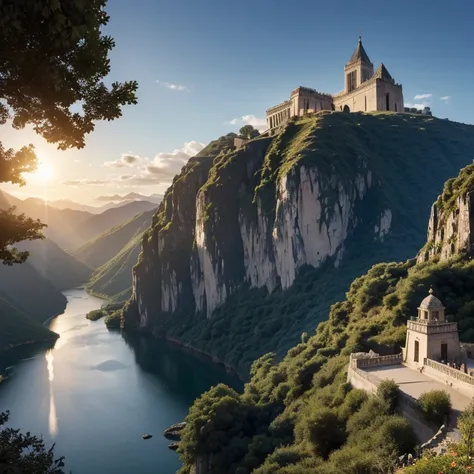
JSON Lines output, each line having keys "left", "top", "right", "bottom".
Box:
{"left": 344, "top": 36, "right": 374, "bottom": 93}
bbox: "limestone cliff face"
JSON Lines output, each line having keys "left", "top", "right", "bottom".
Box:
{"left": 129, "top": 118, "right": 393, "bottom": 330}
{"left": 126, "top": 113, "right": 474, "bottom": 354}
{"left": 417, "top": 189, "right": 474, "bottom": 264}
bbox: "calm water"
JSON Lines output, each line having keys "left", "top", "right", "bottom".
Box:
{"left": 0, "top": 289, "right": 242, "bottom": 474}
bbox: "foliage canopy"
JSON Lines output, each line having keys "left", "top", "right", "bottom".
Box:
{"left": 0, "top": 0, "right": 138, "bottom": 264}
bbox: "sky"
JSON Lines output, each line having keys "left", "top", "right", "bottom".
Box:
{"left": 2, "top": 0, "right": 474, "bottom": 204}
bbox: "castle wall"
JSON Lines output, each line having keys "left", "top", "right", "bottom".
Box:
{"left": 290, "top": 89, "right": 332, "bottom": 117}
{"left": 375, "top": 80, "right": 404, "bottom": 113}
{"left": 333, "top": 80, "right": 378, "bottom": 113}
{"left": 266, "top": 101, "right": 291, "bottom": 130}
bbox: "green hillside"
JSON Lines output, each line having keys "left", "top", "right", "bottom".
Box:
{"left": 125, "top": 111, "right": 474, "bottom": 377}
{"left": 73, "top": 209, "right": 155, "bottom": 268}
{"left": 0, "top": 292, "right": 57, "bottom": 351}
{"left": 16, "top": 238, "right": 92, "bottom": 290}
{"left": 86, "top": 232, "right": 143, "bottom": 302}
{"left": 0, "top": 261, "right": 67, "bottom": 325}
{"left": 175, "top": 163, "right": 474, "bottom": 474}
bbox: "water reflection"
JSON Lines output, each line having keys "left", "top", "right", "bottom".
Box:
{"left": 121, "top": 332, "right": 243, "bottom": 405}
{"left": 45, "top": 350, "right": 58, "bottom": 437}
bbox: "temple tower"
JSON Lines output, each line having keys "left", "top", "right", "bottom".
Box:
{"left": 404, "top": 289, "right": 461, "bottom": 367}
{"left": 344, "top": 36, "right": 374, "bottom": 93}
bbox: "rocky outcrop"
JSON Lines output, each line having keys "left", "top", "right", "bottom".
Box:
{"left": 124, "top": 113, "right": 474, "bottom": 364}
{"left": 129, "top": 117, "right": 394, "bottom": 328}
{"left": 417, "top": 167, "right": 474, "bottom": 263}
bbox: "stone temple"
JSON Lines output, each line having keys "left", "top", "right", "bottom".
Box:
{"left": 266, "top": 36, "right": 404, "bottom": 130}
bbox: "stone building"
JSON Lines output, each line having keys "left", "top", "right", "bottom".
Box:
{"left": 266, "top": 36, "right": 404, "bottom": 130}
{"left": 403, "top": 289, "right": 461, "bottom": 368}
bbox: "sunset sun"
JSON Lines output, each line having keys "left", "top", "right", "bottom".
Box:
{"left": 31, "top": 161, "right": 55, "bottom": 183}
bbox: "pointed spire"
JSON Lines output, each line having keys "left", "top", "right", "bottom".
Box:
{"left": 429, "top": 287, "right": 434, "bottom": 295}
{"left": 347, "top": 35, "right": 372, "bottom": 65}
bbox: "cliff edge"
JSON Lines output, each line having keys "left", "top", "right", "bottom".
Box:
{"left": 124, "top": 111, "right": 474, "bottom": 374}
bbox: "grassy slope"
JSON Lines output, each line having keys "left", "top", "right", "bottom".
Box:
{"left": 73, "top": 209, "right": 155, "bottom": 268}
{"left": 159, "top": 112, "right": 474, "bottom": 377}
{"left": 176, "top": 161, "right": 474, "bottom": 474}
{"left": 86, "top": 230, "right": 145, "bottom": 302}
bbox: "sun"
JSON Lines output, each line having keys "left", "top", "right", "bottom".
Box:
{"left": 31, "top": 161, "right": 55, "bottom": 183}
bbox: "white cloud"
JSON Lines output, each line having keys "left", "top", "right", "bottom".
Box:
{"left": 63, "top": 179, "right": 108, "bottom": 186}
{"left": 440, "top": 95, "right": 451, "bottom": 103}
{"left": 405, "top": 102, "right": 430, "bottom": 110}
{"left": 104, "top": 153, "right": 143, "bottom": 169}
{"left": 63, "top": 141, "right": 206, "bottom": 188}
{"left": 224, "top": 114, "right": 267, "bottom": 131}
{"left": 413, "top": 93, "right": 432, "bottom": 100}
{"left": 156, "top": 80, "right": 189, "bottom": 92}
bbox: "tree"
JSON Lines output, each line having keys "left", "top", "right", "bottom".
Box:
{"left": 0, "top": 411, "right": 65, "bottom": 473}
{"left": 239, "top": 125, "right": 260, "bottom": 140}
{"left": 459, "top": 401, "right": 474, "bottom": 459}
{"left": 0, "top": 0, "right": 138, "bottom": 264}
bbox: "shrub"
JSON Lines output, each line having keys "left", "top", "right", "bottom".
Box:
{"left": 418, "top": 390, "right": 451, "bottom": 425}
{"left": 295, "top": 408, "right": 346, "bottom": 459}
{"left": 376, "top": 379, "right": 399, "bottom": 413}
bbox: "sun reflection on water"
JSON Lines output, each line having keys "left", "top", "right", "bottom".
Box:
{"left": 45, "top": 350, "right": 58, "bottom": 437}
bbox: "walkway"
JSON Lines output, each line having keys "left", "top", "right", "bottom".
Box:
{"left": 365, "top": 364, "right": 473, "bottom": 421}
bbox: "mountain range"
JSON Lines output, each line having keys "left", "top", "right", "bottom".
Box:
{"left": 0, "top": 190, "right": 160, "bottom": 351}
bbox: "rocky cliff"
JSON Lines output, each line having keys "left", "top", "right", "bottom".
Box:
{"left": 418, "top": 165, "right": 474, "bottom": 263}
{"left": 124, "top": 111, "right": 474, "bottom": 374}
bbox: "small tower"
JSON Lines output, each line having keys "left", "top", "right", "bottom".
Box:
{"left": 344, "top": 36, "right": 374, "bottom": 93}
{"left": 403, "top": 289, "right": 461, "bottom": 367}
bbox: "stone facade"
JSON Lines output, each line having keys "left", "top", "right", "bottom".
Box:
{"left": 266, "top": 37, "right": 404, "bottom": 130}
{"left": 403, "top": 289, "right": 462, "bottom": 368}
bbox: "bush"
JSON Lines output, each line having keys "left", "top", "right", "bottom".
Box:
{"left": 376, "top": 379, "right": 399, "bottom": 413}
{"left": 403, "top": 454, "right": 468, "bottom": 473}
{"left": 295, "top": 408, "right": 346, "bottom": 459}
{"left": 418, "top": 390, "right": 451, "bottom": 425}
{"left": 86, "top": 309, "right": 105, "bottom": 321}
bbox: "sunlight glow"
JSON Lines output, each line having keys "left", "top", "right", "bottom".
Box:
{"left": 31, "top": 160, "right": 55, "bottom": 183}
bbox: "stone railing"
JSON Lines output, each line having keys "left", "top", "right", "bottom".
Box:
{"left": 407, "top": 320, "right": 458, "bottom": 334}
{"left": 352, "top": 353, "right": 402, "bottom": 369}
{"left": 425, "top": 358, "right": 474, "bottom": 386}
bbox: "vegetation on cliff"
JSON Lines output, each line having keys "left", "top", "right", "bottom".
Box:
{"left": 126, "top": 111, "right": 474, "bottom": 377}
{"left": 175, "top": 164, "right": 474, "bottom": 473}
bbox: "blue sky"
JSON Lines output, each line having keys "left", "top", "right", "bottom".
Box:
{"left": 3, "top": 0, "right": 474, "bottom": 203}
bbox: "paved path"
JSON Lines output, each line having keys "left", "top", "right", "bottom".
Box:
{"left": 366, "top": 365, "right": 473, "bottom": 418}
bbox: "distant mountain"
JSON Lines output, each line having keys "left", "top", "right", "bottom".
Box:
{"left": 75, "top": 209, "right": 155, "bottom": 302}
{"left": 16, "top": 239, "right": 92, "bottom": 290}
{"left": 73, "top": 200, "right": 158, "bottom": 247}
{"left": 96, "top": 192, "right": 163, "bottom": 203}
{"left": 73, "top": 209, "right": 155, "bottom": 268}
{"left": 0, "top": 191, "right": 158, "bottom": 251}
{"left": 46, "top": 199, "right": 105, "bottom": 214}
{"left": 0, "top": 190, "right": 92, "bottom": 250}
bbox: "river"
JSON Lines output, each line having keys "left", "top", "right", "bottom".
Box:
{"left": 0, "top": 289, "right": 242, "bottom": 473}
